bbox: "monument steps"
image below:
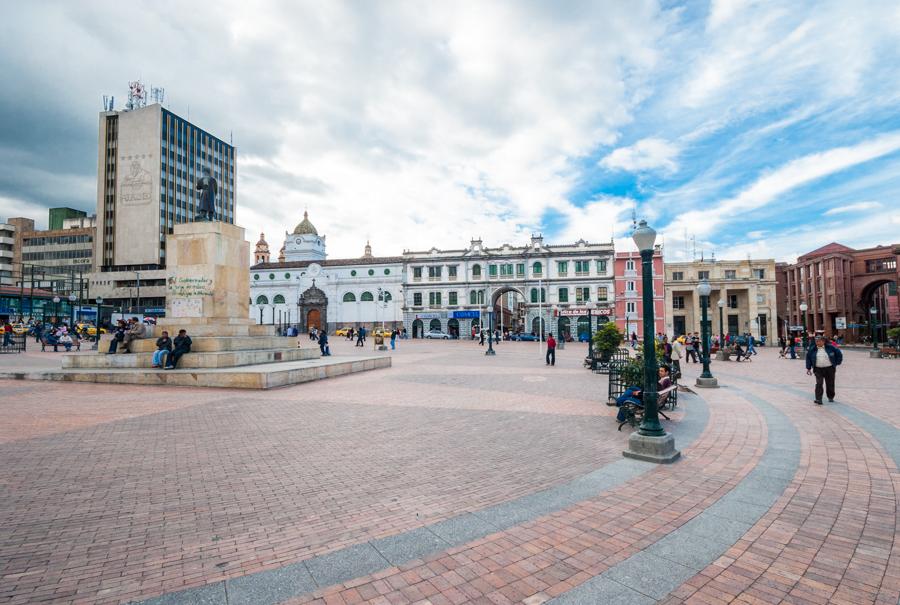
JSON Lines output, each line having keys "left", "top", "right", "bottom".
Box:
{"left": 147, "top": 323, "right": 275, "bottom": 337}
{"left": 126, "top": 335, "right": 291, "bottom": 353}
{"left": 63, "top": 347, "right": 318, "bottom": 370}
{"left": 5, "top": 355, "right": 390, "bottom": 390}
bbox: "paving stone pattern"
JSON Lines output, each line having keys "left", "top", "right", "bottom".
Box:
{"left": 1, "top": 340, "right": 898, "bottom": 604}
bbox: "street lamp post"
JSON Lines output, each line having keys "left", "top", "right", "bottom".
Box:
{"left": 586, "top": 301, "right": 595, "bottom": 361}
{"left": 622, "top": 220, "right": 680, "bottom": 464}
{"left": 869, "top": 306, "right": 881, "bottom": 358}
{"left": 695, "top": 280, "right": 718, "bottom": 388}
{"left": 799, "top": 302, "right": 808, "bottom": 351}
{"left": 485, "top": 308, "right": 495, "bottom": 355}
{"left": 52, "top": 296, "right": 60, "bottom": 325}
{"left": 94, "top": 297, "right": 103, "bottom": 349}
{"left": 68, "top": 293, "right": 78, "bottom": 325}
{"left": 715, "top": 298, "right": 727, "bottom": 361}
{"left": 553, "top": 305, "right": 564, "bottom": 350}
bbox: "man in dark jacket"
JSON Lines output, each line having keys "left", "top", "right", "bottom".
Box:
{"left": 805, "top": 335, "right": 843, "bottom": 404}
{"left": 318, "top": 330, "right": 330, "bottom": 356}
{"left": 165, "top": 330, "right": 192, "bottom": 369}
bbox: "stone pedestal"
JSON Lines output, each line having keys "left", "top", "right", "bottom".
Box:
{"left": 695, "top": 376, "right": 719, "bottom": 388}
{"left": 869, "top": 350, "right": 882, "bottom": 358}
{"left": 623, "top": 431, "right": 680, "bottom": 464}
{"left": 164, "top": 222, "right": 250, "bottom": 324}
{"left": 715, "top": 351, "right": 731, "bottom": 361}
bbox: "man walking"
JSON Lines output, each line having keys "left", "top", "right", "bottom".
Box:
{"left": 546, "top": 333, "right": 556, "bottom": 366}
{"left": 805, "top": 335, "right": 842, "bottom": 404}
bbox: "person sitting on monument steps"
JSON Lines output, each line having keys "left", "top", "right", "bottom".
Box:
{"left": 152, "top": 331, "right": 173, "bottom": 368}
{"left": 164, "top": 330, "right": 192, "bottom": 369}
{"left": 119, "top": 318, "right": 146, "bottom": 354}
{"left": 615, "top": 365, "right": 672, "bottom": 422}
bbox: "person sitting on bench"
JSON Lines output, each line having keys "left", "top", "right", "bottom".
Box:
{"left": 616, "top": 366, "right": 672, "bottom": 422}
{"left": 164, "top": 329, "right": 192, "bottom": 369}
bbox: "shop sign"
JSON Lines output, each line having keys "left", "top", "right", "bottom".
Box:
{"left": 451, "top": 310, "right": 480, "bottom": 319}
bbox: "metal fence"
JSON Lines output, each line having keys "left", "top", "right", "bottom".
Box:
{"left": 0, "top": 332, "right": 26, "bottom": 354}
{"left": 606, "top": 348, "right": 632, "bottom": 405}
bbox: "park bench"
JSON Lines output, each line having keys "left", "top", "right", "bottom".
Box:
{"left": 617, "top": 383, "right": 676, "bottom": 431}
{"left": 39, "top": 335, "right": 80, "bottom": 352}
{"left": 880, "top": 347, "right": 899, "bottom": 359}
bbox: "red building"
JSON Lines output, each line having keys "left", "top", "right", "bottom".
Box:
{"left": 614, "top": 248, "right": 665, "bottom": 339}
{"left": 777, "top": 242, "right": 899, "bottom": 341}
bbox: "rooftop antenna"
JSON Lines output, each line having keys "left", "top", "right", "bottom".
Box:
{"left": 712, "top": 250, "right": 716, "bottom": 262}
{"left": 151, "top": 86, "right": 165, "bottom": 105}
{"left": 691, "top": 235, "right": 697, "bottom": 260}
{"left": 125, "top": 80, "right": 146, "bottom": 111}
{"left": 683, "top": 228, "right": 689, "bottom": 261}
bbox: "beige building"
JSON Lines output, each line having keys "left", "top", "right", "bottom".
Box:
{"left": 664, "top": 258, "right": 777, "bottom": 341}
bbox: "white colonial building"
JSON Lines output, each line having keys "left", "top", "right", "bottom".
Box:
{"left": 249, "top": 212, "right": 404, "bottom": 332}
{"left": 402, "top": 235, "right": 616, "bottom": 340}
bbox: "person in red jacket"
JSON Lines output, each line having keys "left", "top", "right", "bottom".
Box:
{"left": 546, "top": 333, "right": 557, "bottom": 366}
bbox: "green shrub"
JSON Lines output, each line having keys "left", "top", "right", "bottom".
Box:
{"left": 593, "top": 322, "right": 623, "bottom": 358}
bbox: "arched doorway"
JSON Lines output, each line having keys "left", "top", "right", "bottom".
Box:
{"left": 307, "top": 309, "right": 321, "bottom": 331}
{"left": 412, "top": 319, "right": 423, "bottom": 338}
{"left": 490, "top": 286, "right": 527, "bottom": 336}
{"left": 557, "top": 317, "right": 571, "bottom": 341}
{"left": 429, "top": 318, "right": 442, "bottom": 332}
{"left": 531, "top": 316, "right": 545, "bottom": 336}
{"left": 447, "top": 318, "right": 460, "bottom": 339}
{"left": 576, "top": 316, "right": 591, "bottom": 342}
{"left": 298, "top": 281, "right": 328, "bottom": 334}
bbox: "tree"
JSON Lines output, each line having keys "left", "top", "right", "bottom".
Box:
{"left": 592, "top": 322, "right": 623, "bottom": 359}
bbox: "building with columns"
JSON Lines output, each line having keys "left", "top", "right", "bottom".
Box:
{"left": 249, "top": 212, "right": 404, "bottom": 332}
{"left": 401, "top": 235, "right": 615, "bottom": 340}
{"left": 664, "top": 258, "right": 777, "bottom": 340}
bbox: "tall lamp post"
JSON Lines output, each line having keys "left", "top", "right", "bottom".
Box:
{"left": 695, "top": 279, "right": 718, "bottom": 388}
{"left": 94, "top": 297, "right": 103, "bottom": 349}
{"left": 485, "top": 307, "right": 495, "bottom": 356}
{"left": 553, "top": 305, "right": 564, "bottom": 350}
{"left": 68, "top": 293, "right": 78, "bottom": 325}
{"left": 869, "top": 305, "right": 880, "bottom": 358}
{"left": 52, "top": 296, "right": 60, "bottom": 325}
{"left": 799, "top": 302, "right": 808, "bottom": 350}
{"left": 586, "top": 301, "right": 595, "bottom": 360}
{"left": 623, "top": 220, "right": 680, "bottom": 464}
{"left": 715, "top": 298, "right": 726, "bottom": 360}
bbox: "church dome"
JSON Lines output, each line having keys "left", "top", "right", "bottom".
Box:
{"left": 292, "top": 211, "right": 318, "bottom": 235}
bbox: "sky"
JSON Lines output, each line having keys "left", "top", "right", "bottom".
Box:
{"left": 2, "top": 0, "right": 900, "bottom": 262}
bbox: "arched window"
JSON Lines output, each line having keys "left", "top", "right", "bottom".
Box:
{"left": 531, "top": 288, "right": 538, "bottom": 303}
{"left": 273, "top": 294, "right": 285, "bottom": 304}
{"left": 472, "top": 264, "right": 482, "bottom": 278}
{"left": 477, "top": 290, "right": 485, "bottom": 305}
{"left": 255, "top": 295, "right": 269, "bottom": 305}
{"left": 532, "top": 261, "right": 543, "bottom": 276}
{"left": 361, "top": 291, "right": 374, "bottom": 301}
{"left": 470, "top": 290, "right": 477, "bottom": 305}
{"left": 342, "top": 292, "right": 356, "bottom": 302}
{"left": 378, "top": 291, "right": 392, "bottom": 302}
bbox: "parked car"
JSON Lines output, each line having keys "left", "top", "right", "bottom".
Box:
{"left": 424, "top": 329, "right": 450, "bottom": 339}
{"left": 334, "top": 327, "right": 351, "bottom": 337}
{"left": 76, "top": 323, "right": 107, "bottom": 336}
{"left": 11, "top": 323, "right": 28, "bottom": 335}
{"left": 374, "top": 329, "right": 394, "bottom": 338}
{"left": 510, "top": 332, "right": 540, "bottom": 342}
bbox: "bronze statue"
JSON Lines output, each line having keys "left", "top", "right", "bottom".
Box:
{"left": 195, "top": 167, "right": 217, "bottom": 221}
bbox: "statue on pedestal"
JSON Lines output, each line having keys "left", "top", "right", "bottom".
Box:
{"left": 195, "top": 167, "right": 218, "bottom": 221}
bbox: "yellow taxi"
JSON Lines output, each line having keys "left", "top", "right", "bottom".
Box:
{"left": 11, "top": 323, "right": 28, "bottom": 335}
{"left": 374, "top": 328, "right": 395, "bottom": 338}
{"left": 334, "top": 327, "right": 352, "bottom": 337}
{"left": 76, "top": 323, "right": 107, "bottom": 336}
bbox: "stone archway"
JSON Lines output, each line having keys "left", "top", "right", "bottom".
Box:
{"left": 299, "top": 281, "right": 328, "bottom": 334}
{"left": 489, "top": 285, "right": 528, "bottom": 334}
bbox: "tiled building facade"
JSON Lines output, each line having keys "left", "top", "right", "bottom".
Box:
{"left": 614, "top": 249, "right": 665, "bottom": 339}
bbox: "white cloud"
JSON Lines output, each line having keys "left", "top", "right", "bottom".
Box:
{"left": 600, "top": 138, "right": 680, "bottom": 173}
{"left": 823, "top": 201, "right": 882, "bottom": 215}
{"left": 665, "top": 131, "right": 900, "bottom": 239}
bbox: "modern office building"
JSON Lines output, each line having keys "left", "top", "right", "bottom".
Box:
{"left": 91, "top": 102, "right": 236, "bottom": 314}
{"left": 778, "top": 242, "right": 899, "bottom": 341}
{"left": 614, "top": 249, "right": 665, "bottom": 339}
{"left": 7, "top": 217, "right": 35, "bottom": 278}
{"left": 0, "top": 220, "right": 14, "bottom": 285}
{"left": 402, "top": 235, "right": 616, "bottom": 340}
{"left": 48, "top": 207, "right": 87, "bottom": 230}
{"left": 664, "top": 258, "right": 777, "bottom": 340}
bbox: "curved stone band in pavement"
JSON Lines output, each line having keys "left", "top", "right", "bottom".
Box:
{"left": 135, "top": 395, "right": 710, "bottom": 605}
{"left": 547, "top": 390, "right": 801, "bottom": 604}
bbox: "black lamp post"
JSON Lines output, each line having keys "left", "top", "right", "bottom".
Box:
{"left": 717, "top": 298, "right": 725, "bottom": 348}
{"left": 52, "top": 296, "right": 60, "bottom": 325}
{"left": 622, "top": 220, "right": 680, "bottom": 463}
{"left": 695, "top": 279, "right": 718, "bottom": 388}
{"left": 94, "top": 297, "right": 103, "bottom": 349}
{"left": 586, "top": 301, "right": 595, "bottom": 359}
{"left": 68, "top": 293, "right": 78, "bottom": 325}
{"left": 870, "top": 305, "right": 879, "bottom": 351}
{"left": 485, "top": 309, "right": 495, "bottom": 355}
{"left": 800, "top": 302, "right": 808, "bottom": 350}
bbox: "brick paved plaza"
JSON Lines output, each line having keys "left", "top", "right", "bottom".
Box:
{"left": 1, "top": 339, "right": 899, "bottom": 605}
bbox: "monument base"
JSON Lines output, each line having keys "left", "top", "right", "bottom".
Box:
{"left": 623, "top": 431, "right": 681, "bottom": 464}
{"left": 869, "top": 350, "right": 882, "bottom": 358}
{"left": 715, "top": 351, "right": 731, "bottom": 361}
{"left": 695, "top": 376, "right": 720, "bottom": 388}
